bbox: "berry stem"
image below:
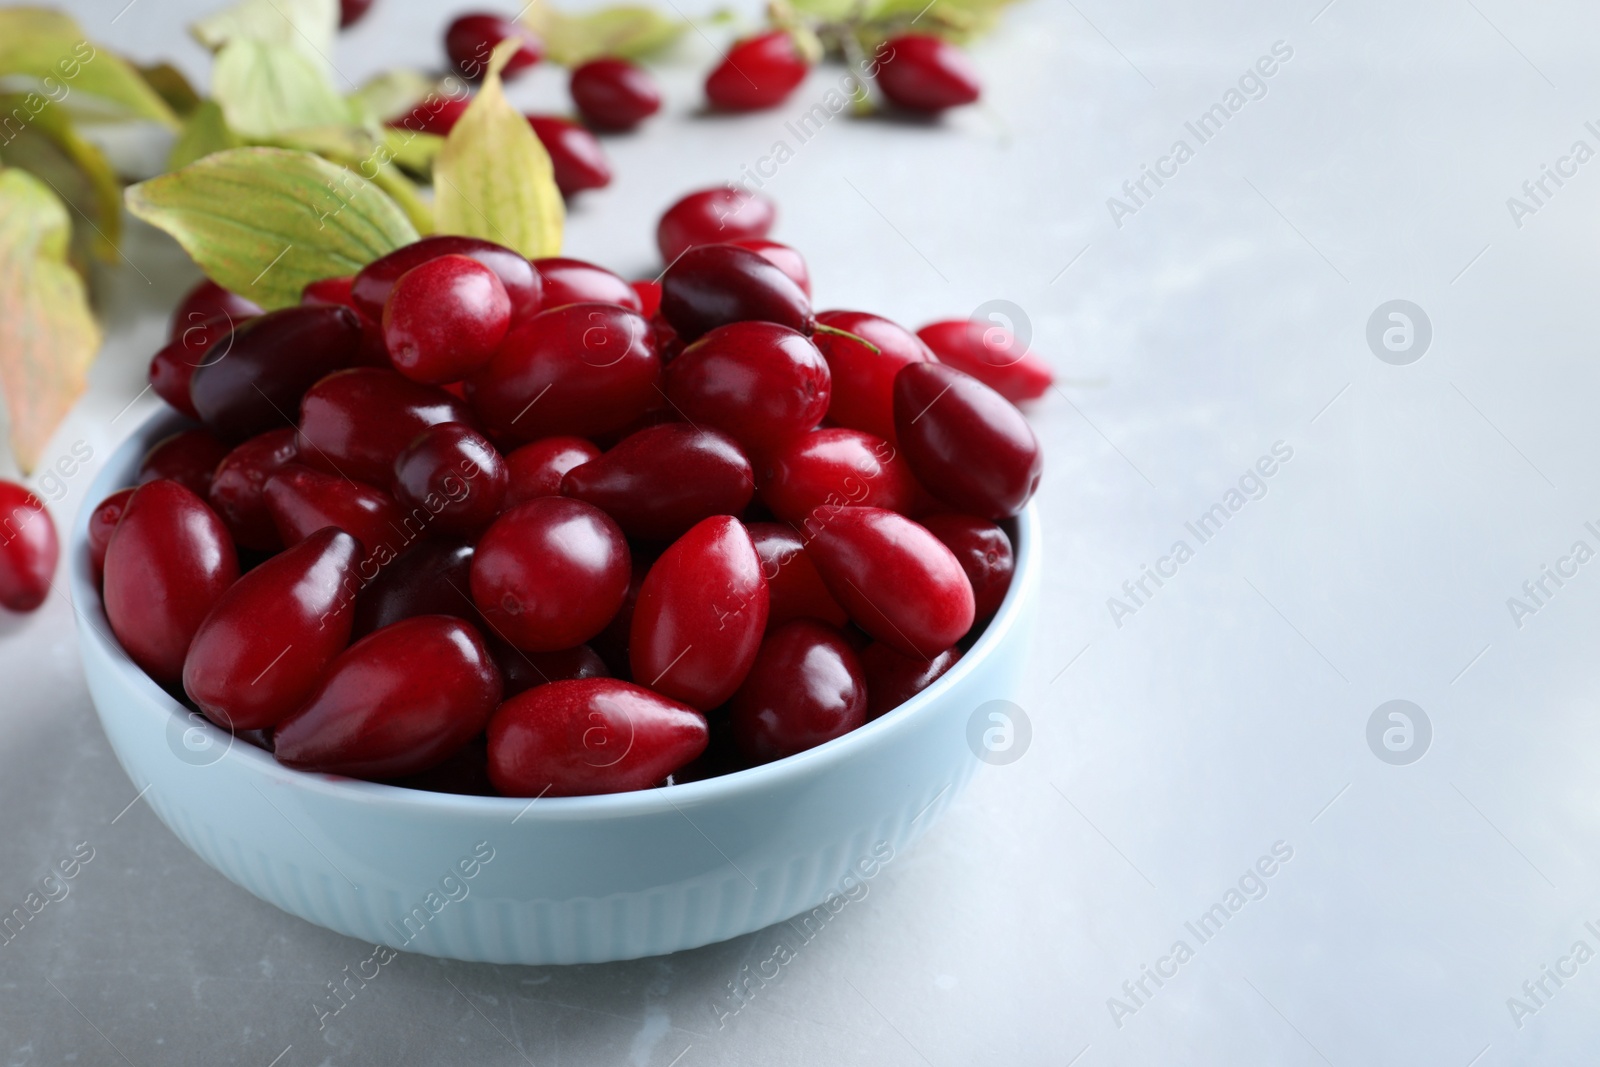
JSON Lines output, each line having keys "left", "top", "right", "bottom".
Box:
{"left": 812, "top": 322, "right": 881, "bottom": 354}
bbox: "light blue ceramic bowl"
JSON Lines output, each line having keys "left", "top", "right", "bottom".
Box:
{"left": 72, "top": 411, "right": 1040, "bottom": 964}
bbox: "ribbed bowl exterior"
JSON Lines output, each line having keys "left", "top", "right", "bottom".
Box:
{"left": 73, "top": 412, "right": 1039, "bottom": 965}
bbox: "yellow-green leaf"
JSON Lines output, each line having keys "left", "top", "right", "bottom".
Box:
{"left": 191, "top": 0, "right": 338, "bottom": 61}
{"left": 524, "top": 2, "right": 687, "bottom": 67}
{"left": 0, "top": 8, "right": 177, "bottom": 128}
{"left": 275, "top": 127, "right": 436, "bottom": 237}
{"left": 349, "top": 69, "right": 438, "bottom": 125}
{"left": 211, "top": 38, "right": 352, "bottom": 138}
{"left": 167, "top": 99, "right": 245, "bottom": 171}
{"left": 137, "top": 62, "right": 203, "bottom": 118}
{"left": 125, "top": 146, "right": 419, "bottom": 309}
{"left": 433, "top": 40, "right": 561, "bottom": 257}
{"left": 0, "top": 168, "right": 100, "bottom": 472}
{"left": 383, "top": 127, "right": 446, "bottom": 176}
{"left": 0, "top": 93, "right": 121, "bottom": 265}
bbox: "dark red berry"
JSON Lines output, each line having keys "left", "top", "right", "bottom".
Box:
{"left": 87, "top": 488, "right": 134, "bottom": 580}
{"left": 352, "top": 235, "right": 542, "bottom": 323}
{"left": 0, "top": 482, "right": 57, "bottom": 612}
{"left": 747, "top": 521, "right": 847, "bottom": 628}
{"left": 275, "top": 615, "right": 502, "bottom": 779}
{"left": 731, "top": 620, "right": 867, "bottom": 763}
{"left": 803, "top": 505, "right": 973, "bottom": 658}
{"left": 446, "top": 13, "right": 542, "bottom": 82}
{"left": 660, "top": 242, "right": 812, "bottom": 341}
{"left": 150, "top": 315, "right": 231, "bottom": 420}
{"left": 527, "top": 115, "right": 612, "bottom": 196}
{"left": 813, "top": 310, "right": 933, "bottom": 444}
{"left": 657, "top": 186, "right": 776, "bottom": 263}
{"left": 917, "top": 319, "right": 1052, "bottom": 403}
{"left": 504, "top": 436, "right": 600, "bottom": 506}
{"left": 352, "top": 536, "right": 476, "bottom": 638}
{"left": 468, "top": 303, "right": 659, "bottom": 445}
{"left": 391, "top": 422, "right": 507, "bottom": 535}
{"left": 388, "top": 93, "right": 471, "bottom": 136}
{"left": 663, "top": 321, "right": 829, "bottom": 453}
{"left": 301, "top": 275, "right": 356, "bottom": 308}
{"left": 103, "top": 480, "right": 239, "bottom": 683}
{"left": 188, "top": 306, "right": 364, "bottom": 443}
{"left": 208, "top": 429, "right": 299, "bottom": 552}
{"left": 876, "top": 35, "right": 981, "bottom": 112}
{"left": 631, "top": 279, "right": 661, "bottom": 317}
{"left": 339, "top": 0, "right": 375, "bottom": 28}
{"left": 561, "top": 423, "right": 753, "bottom": 541}
{"left": 169, "top": 279, "right": 259, "bottom": 342}
{"left": 137, "top": 429, "right": 230, "bottom": 500}
{"left": 630, "top": 515, "right": 767, "bottom": 710}
{"left": 382, "top": 255, "right": 511, "bottom": 384}
{"left": 471, "top": 497, "right": 630, "bottom": 652}
{"left": 296, "top": 367, "right": 472, "bottom": 487}
{"left": 532, "top": 257, "right": 641, "bottom": 311}
{"left": 706, "top": 31, "right": 808, "bottom": 111}
{"left": 861, "top": 642, "right": 960, "bottom": 719}
{"left": 920, "top": 513, "right": 1013, "bottom": 619}
{"left": 488, "top": 678, "right": 707, "bottom": 796}
{"left": 570, "top": 58, "right": 661, "bottom": 131}
{"left": 183, "top": 528, "right": 361, "bottom": 730}
{"left": 493, "top": 639, "right": 608, "bottom": 697}
{"left": 730, "top": 238, "right": 809, "bottom": 297}
{"left": 758, "top": 428, "right": 926, "bottom": 525}
{"left": 893, "top": 362, "right": 1042, "bottom": 519}
{"left": 263, "top": 464, "right": 404, "bottom": 562}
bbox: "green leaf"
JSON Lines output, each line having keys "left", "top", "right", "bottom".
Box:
{"left": 273, "top": 127, "right": 436, "bottom": 236}
{"left": 0, "top": 93, "right": 122, "bottom": 266}
{"left": 524, "top": 2, "right": 687, "bottom": 67}
{"left": 191, "top": 0, "right": 338, "bottom": 61}
{"left": 167, "top": 99, "right": 245, "bottom": 171}
{"left": 383, "top": 127, "right": 446, "bottom": 176}
{"left": 125, "top": 146, "right": 419, "bottom": 309}
{"left": 0, "top": 8, "right": 178, "bottom": 128}
{"left": 0, "top": 168, "right": 100, "bottom": 472}
{"left": 433, "top": 40, "right": 562, "bottom": 258}
{"left": 210, "top": 38, "right": 353, "bottom": 138}
{"left": 136, "top": 62, "right": 203, "bottom": 118}
{"left": 349, "top": 69, "right": 438, "bottom": 125}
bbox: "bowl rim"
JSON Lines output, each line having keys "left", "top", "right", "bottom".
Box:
{"left": 72, "top": 409, "right": 1041, "bottom": 822}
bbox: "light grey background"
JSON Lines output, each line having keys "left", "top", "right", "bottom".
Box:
{"left": 4, "top": 0, "right": 1599, "bottom": 1063}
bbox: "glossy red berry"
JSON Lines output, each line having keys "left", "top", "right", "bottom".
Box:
{"left": 532, "top": 257, "right": 642, "bottom": 312}
{"left": 150, "top": 315, "right": 231, "bottom": 420}
{"left": 189, "top": 306, "right": 364, "bottom": 443}
{"left": 706, "top": 31, "right": 809, "bottom": 111}
{"left": 382, "top": 254, "right": 511, "bottom": 384}
{"left": 275, "top": 615, "right": 502, "bottom": 778}
{"left": 803, "top": 506, "right": 973, "bottom": 658}
{"left": 813, "top": 310, "right": 933, "bottom": 444}
{"left": 630, "top": 515, "right": 768, "bottom": 710}
{"left": 208, "top": 429, "right": 299, "bottom": 552}
{"left": 570, "top": 58, "right": 661, "bottom": 131}
{"left": 917, "top": 319, "right": 1052, "bottom": 402}
{"left": 660, "top": 242, "right": 812, "bottom": 341}
{"left": 301, "top": 275, "right": 356, "bottom": 308}
{"left": 468, "top": 303, "right": 659, "bottom": 445}
{"left": 388, "top": 93, "right": 471, "bottom": 136}
{"left": 657, "top": 186, "right": 776, "bottom": 263}
{"left": 296, "top": 367, "right": 472, "bottom": 487}
{"left": 664, "top": 321, "right": 829, "bottom": 453}
{"left": 876, "top": 35, "right": 981, "bottom": 112}
{"left": 893, "top": 362, "right": 1042, "bottom": 519}
{"left": 352, "top": 536, "right": 476, "bottom": 638}
{"left": 758, "top": 428, "right": 926, "bottom": 525}
{"left": 861, "top": 641, "right": 960, "bottom": 719}
{"left": 527, "top": 115, "right": 612, "bottom": 196}
{"left": 747, "top": 522, "right": 847, "bottom": 628}
{"left": 86, "top": 488, "right": 134, "bottom": 580}
{"left": 391, "top": 422, "right": 507, "bottom": 535}
{"left": 631, "top": 279, "right": 661, "bottom": 317}
{"left": 446, "top": 13, "right": 542, "bottom": 81}
{"left": 729, "top": 238, "right": 810, "bottom": 297}
{"left": 921, "top": 513, "right": 1013, "bottom": 618}
{"left": 169, "top": 279, "right": 260, "bottom": 342}
{"left": 338, "top": 0, "right": 375, "bottom": 28}
{"left": 561, "top": 423, "right": 753, "bottom": 541}
{"left": 183, "top": 528, "right": 361, "bottom": 730}
{"left": 731, "top": 620, "right": 867, "bottom": 764}
{"left": 493, "top": 639, "right": 608, "bottom": 696}
{"left": 471, "top": 497, "right": 630, "bottom": 651}
{"left": 263, "top": 464, "right": 403, "bottom": 561}
{"left": 0, "top": 482, "right": 57, "bottom": 612}
{"left": 352, "top": 235, "right": 542, "bottom": 323}
{"left": 137, "top": 429, "right": 230, "bottom": 500}
{"left": 102, "top": 480, "right": 239, "bottom": 683}
{"left": 488, "top": 678, "right": 707, "bottom": 796}
{"left": 504, "top": 436, "right": 600, "bottom": 506}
